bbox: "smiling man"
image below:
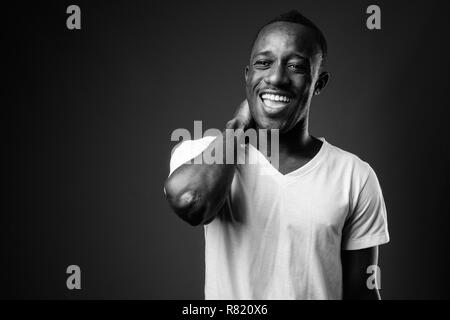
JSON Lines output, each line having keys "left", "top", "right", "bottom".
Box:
{"left": 164, "top": 10, "right": 389, "bottom": 300}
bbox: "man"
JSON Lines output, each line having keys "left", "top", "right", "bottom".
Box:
{"left": 164, "top": 10, "right": 389, "bottom": 300}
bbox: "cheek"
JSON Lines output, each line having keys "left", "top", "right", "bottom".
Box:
{"left": 245, "top": 78, "right": 255, "bottom": 100}
{"left": 294, "top": 76, "right": 312, "bottom": 94}
{"left": 245, "top": 73, "right": 263, "bottom": 107}
{"left": 246, "top": 70, "right": 265, "bottom": 91}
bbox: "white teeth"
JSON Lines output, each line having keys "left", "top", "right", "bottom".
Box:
{"left": 261, "top": 93, "right": 290, "bottom": 103}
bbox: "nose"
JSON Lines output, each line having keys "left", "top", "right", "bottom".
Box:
{"left": 264, "top": 62, "right": 289, "bottom": 87}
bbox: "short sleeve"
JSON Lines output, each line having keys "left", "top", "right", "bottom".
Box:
{"left": 342, "top": 165, "right": 390, "bottom": 250}
{"left": 169, "top": 136, "right": 216, "bottom": 176}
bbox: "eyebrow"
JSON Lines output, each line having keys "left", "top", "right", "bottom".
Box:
{"left": 252, "top": 50, "right": 307, "bottom": 61}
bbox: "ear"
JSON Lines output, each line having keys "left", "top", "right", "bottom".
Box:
{"left": 314, "top": 71, "right": 330, "bottom": 95}
{"left": 245, "top": 65, "right": 249, "bottom": 82}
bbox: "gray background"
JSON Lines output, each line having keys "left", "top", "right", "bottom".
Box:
{"left": 3, "top": 0, "right": 450, "bottom": 299}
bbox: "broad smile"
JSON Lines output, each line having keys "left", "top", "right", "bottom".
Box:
{"left": 258, "top": 92, "right": 292, "bottom": 115}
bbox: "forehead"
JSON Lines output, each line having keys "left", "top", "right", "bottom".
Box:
{"left": 251, "top": 22, "right": 321, "bottom": 59}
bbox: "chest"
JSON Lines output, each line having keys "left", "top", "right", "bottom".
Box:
{"left": 229, "top": 165, "right": 350, "bottom": 237}
{"left": 277, "top": 155, "right": 311, "bottom": 175}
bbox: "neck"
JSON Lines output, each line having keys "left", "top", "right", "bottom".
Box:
{"left": 255, "top": 116, "right": 315, "bottom": 159}
{"left": 278, "top": 117, "right": 313, "bottom": 154}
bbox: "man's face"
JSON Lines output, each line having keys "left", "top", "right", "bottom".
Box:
{"left": 245, "top": 22, "right": 323, "bottom": 132}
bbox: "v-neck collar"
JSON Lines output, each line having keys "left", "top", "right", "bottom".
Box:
{"left": 245, "top": 137, "right": 329, "bottom": 181}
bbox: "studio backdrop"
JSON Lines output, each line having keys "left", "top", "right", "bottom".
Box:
{"left": 3, "top": 0, "right": 450, "bottom": 299}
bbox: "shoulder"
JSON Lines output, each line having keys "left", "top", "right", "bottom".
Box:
{"left": 169, "top": 136, "right": 217, "bottom": 175}
{"left": 323, "top": 139, "right": 375, "bottom": 185}
{"left": 322, "top": 139, "right": 385, "bottom": 208}
{"left": 172, "top": 136, "right": 217, "bottom": 156}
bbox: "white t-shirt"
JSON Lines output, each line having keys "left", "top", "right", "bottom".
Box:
{"left": 169, "top": 136, "right": 390, "bottom": 300}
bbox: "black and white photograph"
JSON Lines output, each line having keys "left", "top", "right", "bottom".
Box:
{"left": 3, "top": 0, "right": 450, "bottom": 307}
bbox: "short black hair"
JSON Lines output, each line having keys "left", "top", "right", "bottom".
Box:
{"left": 254, "top": 10, "right": 328, "bottom": 62}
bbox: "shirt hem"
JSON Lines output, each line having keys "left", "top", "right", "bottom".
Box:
{"left": 342, "top": 232, "right": 390, "bottom": 250}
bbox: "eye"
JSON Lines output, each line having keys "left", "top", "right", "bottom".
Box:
{"left": 288, "top": 64, "right": 307, "bottom": 73}
{"left": 253, "top": 60, "right": 271, "bottom": 69}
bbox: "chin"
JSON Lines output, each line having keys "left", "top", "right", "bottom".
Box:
{"left": 253, "top": 117, "right": 284, "bottom": 132}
